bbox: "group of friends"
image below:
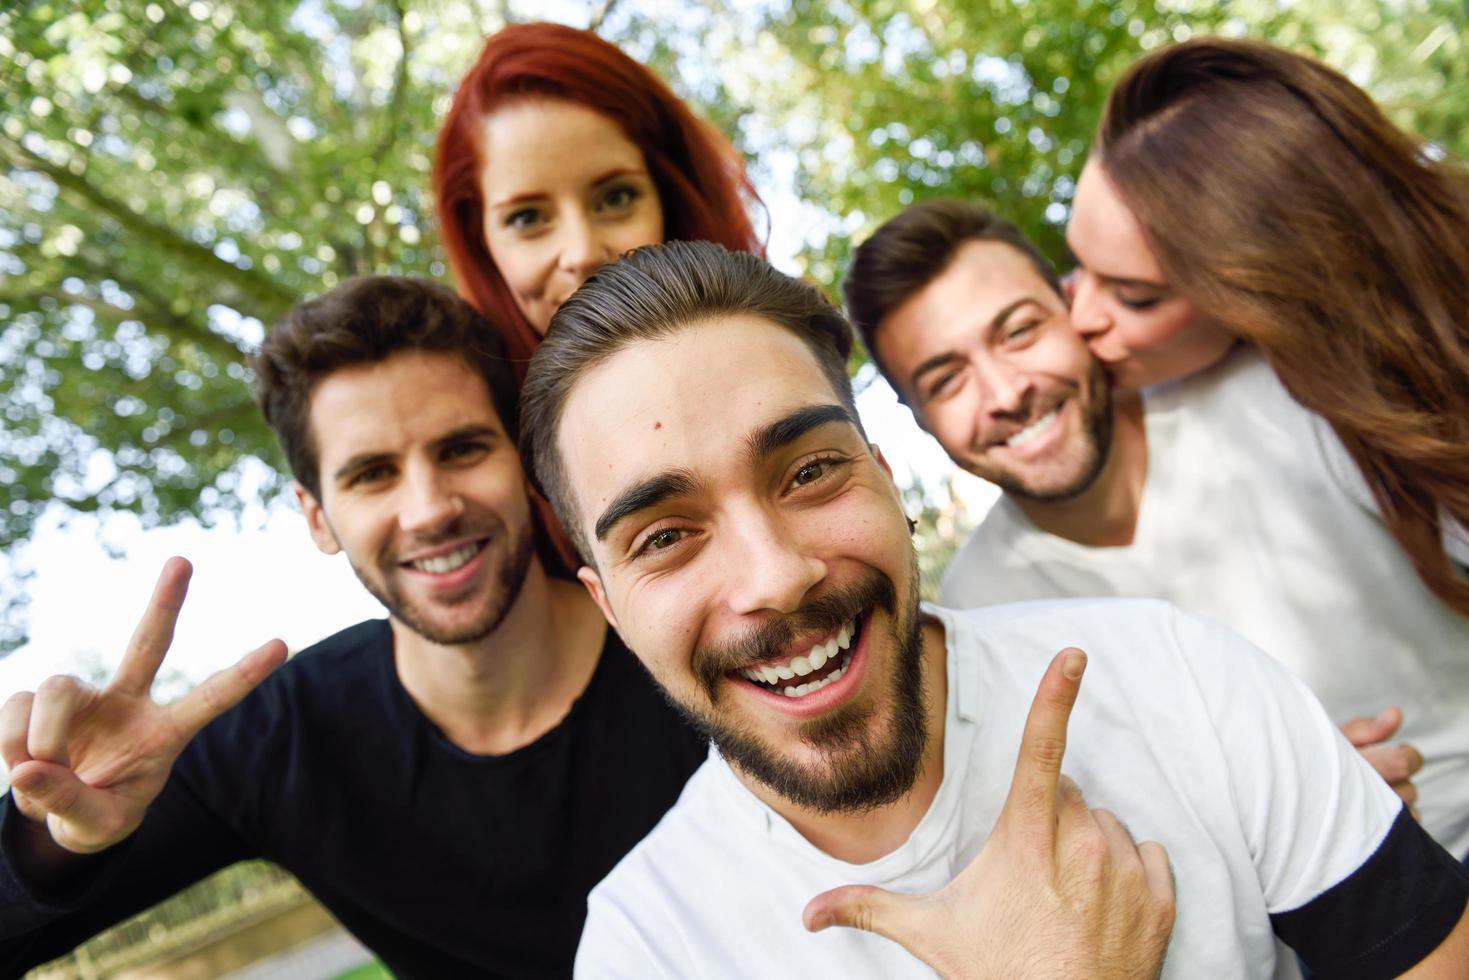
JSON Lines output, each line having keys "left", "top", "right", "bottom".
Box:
{"left": 3, "top": 20, "right": 1469, "bottom": 979}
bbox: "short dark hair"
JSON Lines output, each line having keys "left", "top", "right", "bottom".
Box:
{"left": 520, "top": 241, "right": 857, "bottom": 563}
{"left": 251, "top": 275, "right": 520, "bottom": 500}
{"left": 843, "top": 199, "right": 1062, "bottom": 380}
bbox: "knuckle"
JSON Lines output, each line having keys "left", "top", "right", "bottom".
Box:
{"left": 36, "top": 674, "right": 83, "bottom": 700}
{"left": 1027, "top": 735, "right": 1067, "bottom": 773}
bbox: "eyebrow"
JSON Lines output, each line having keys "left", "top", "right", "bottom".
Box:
{"left": 490, "top": 167, "right": 647, "bottom": 210}
{"left": 1064, "top": 239, "right": 1168, "bottom": 291}
{"left": 743, "top": 404, "right": 858, "bottom": 464}
{"left": 591, "top": 404, "right": 859, "bottom": 544}
{"left": 594, "top": 470, "right": 700, "bottom": 543}
{"left": 908, "top": 297, "right": 1041, "bottom": 391}
{"left": 332, "top": 424, "right": 501, "bottom": 484}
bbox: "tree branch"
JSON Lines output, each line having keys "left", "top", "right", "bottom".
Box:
{"left": 0, "top": 135, "right": 298, "bottom": 319}
{"left": 588, "top": 0, "right": 623, "bottom": 32}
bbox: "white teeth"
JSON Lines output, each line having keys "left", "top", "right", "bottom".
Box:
{"left": 776, "top": 652, "right": 851, "bottom": 697}
{"left": 1005, "top": 408, "right": 1058, "bottom": 448}
{"left": 739, "top": 616, "right": 860, "bottom": 696}
{"left": 410, "top": 542, "right": 481, "bottom": 574}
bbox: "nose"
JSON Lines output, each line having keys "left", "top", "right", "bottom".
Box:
{"left": 973, "top": 355, "right": 1033, "bottom": 418}
{"left": 1068, "top": 269, "right": 1110, "bottom": 340}
{"left": 557, "top": 212, "right": 614, "bottom": 280}
{"left": 399, "top": 463, "right": 465, "bottom": 535}
{"left": 724, "top": 509, "right": 827, "bottom": 617}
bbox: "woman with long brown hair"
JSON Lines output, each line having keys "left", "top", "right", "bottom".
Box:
{"left": 1065, "top": 37, "right": 1469, "bottom": 617}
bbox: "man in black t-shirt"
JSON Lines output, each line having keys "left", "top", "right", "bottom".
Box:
{"left": 0, "top": 277, "right": 708, "bottom": 978}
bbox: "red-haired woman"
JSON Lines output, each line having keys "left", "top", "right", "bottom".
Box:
{"left": 433, "top": 22, "right": 765, "bottom": 571}
{"left": 434, "top": 21, "right": 764, "bottom": 374}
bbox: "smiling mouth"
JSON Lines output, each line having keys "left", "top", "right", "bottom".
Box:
{"left": 732, "top": 615, "right": 861, "bottom": 699}
{"left": 1003, "top": 406, "right": 1060, "bottom": 448}
{"left": 404, "top": 540, "right": 486, "bottom": 574}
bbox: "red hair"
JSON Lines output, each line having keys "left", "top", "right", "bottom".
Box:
{"left": 434, "top": 22, "right": 766, "bottom": 381}
{"left": 433, "top": 22, "right": 765, "bottom": 574}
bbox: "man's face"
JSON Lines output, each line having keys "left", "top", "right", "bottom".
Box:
{"left": 560, "top": 317, "right": 928, "bottom": 813}
{"left": 874, "top": 240, "right": 1113, "bottom": 503}
{"left": 298, "top": 350, "right": 534, "bottom": 645}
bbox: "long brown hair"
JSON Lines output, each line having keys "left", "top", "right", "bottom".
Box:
{"left": 1095, "top": 37, "right": 1469, "bottom": 616}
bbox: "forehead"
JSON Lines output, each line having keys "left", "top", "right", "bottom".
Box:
{"left": 557, "top": 316, "right": 842, "bottom": 517}
{"left": 1067, "top": 161, "right": 1164, "bottom": 280}
{"left": 479, "top": 98, "right": 647, "bottom": 198}
{"left": 876, "top": 240, "right": 1061, "bottom": 372}
{"left": 308, "top": 351, "right": 504, "bottom": 467}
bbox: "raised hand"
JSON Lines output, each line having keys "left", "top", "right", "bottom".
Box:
{"left": 803, "top": 648, "right": 1175, "bottom": 980}
{"left": 1339, "top": 707, "right": 1422, "bottom": 819}
{"left": 0, "top": 558, "right": 286, "bottom": 856}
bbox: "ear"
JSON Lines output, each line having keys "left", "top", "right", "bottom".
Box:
{"left": 576, "top": 564, "right": 619, "bottom": 630}
{"left": 295, "top": 481, "right": 342, "bottom": 556}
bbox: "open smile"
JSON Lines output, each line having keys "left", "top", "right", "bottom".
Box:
{"left": 727, "top": 612, "right": 869, "bottom": 715}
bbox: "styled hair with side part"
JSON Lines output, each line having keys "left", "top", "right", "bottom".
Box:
{"left": 1095, "top": 37, "right": 1469, "bottom": 616}
{"left": 844, "top": 198, "right": 1063, "bottom": 385}
{"left": 433, "top": 21, "right": 766, "bottom": 380}
{"left": 519, "top": 241, "right": 857, "bottom": 563}
{"left": 250, "top": 275, "right": 520, "bottom": 502}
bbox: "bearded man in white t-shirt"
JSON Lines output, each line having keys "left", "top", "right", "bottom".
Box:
{"left": 518, "top": 240, "right": 1469, "bottom": 978}
{"left": 844, "top": 197, "right": 1469, "bottom": 866}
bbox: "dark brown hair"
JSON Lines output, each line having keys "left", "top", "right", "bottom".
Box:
{"left": 434, "top": 21, "right": 765, "bottom": 379}
{"left": 1097, "top": 37, "right": 1469, "bottom": 616}
{"left": 251, "top": 276, "right": 520, "bottom": 502}
{"left": 844, "top": 198, "right": 1063, "bottom": 385}
{"left": 520, "top": 241, "right": 857, "bottom": 563}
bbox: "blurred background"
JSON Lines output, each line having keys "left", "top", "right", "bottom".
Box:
{"left": 3, "top": 0, "right": 1465, "bottom": 975}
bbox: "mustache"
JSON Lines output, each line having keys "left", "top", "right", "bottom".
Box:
{"left": 692, "top": 572, "right": 896, "bottom": 699}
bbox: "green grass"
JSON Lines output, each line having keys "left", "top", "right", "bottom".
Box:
{"left": 333, "top": 962, "right": 394, "bottom": 980}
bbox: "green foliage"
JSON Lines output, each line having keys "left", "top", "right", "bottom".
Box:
{"left": 2, "top": 0, "right": 1465, "bottom": 654}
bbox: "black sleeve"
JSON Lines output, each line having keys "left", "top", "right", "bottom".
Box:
{"left": 0, "top": 755, "right": 254, "bottom": 974}
{"left": 1271, "top": 805, "right": 1469, "bottom": 978}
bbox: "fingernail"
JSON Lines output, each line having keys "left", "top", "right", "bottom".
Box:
{"left": 1062, "top": 650, "right": 1086, "bottom": 680}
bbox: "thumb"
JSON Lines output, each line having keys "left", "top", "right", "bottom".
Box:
{"left": 1339, "top": 706, "right": 1401, "bottom": 748}
{"left": 803, "top": 883, "right": 925, "bottom": 943}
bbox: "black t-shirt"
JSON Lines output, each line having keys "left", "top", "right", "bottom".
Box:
{"left": 0, "top": 620, "right": 708, "bottom": 978}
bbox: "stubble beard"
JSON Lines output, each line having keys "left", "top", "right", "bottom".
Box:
{"left": 353, "top": 515, "right": 536, "bottom": 646}
{"left": 979, "top": 359, "right": 1114, "bottom": 504}
{"left": 674, "top": 559, "right": 931, "bottom": 815}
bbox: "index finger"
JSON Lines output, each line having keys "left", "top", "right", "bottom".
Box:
{"left": 1001, "top": 647, "right": 1086, "bottom": 847}
{"left": 110, "top": 557, "right": 193, "bottom": 698}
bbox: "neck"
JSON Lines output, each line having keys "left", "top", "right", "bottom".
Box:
{"left": 1012, "top": 391, "right": 1147, "bottom": 547}
{"left": 390, "top": 561, "right": 605, "bottom": 755}
{"left": 738, "top": 615, "right": 951, "bottom": 865}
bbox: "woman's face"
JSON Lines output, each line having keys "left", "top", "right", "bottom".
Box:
{"left": 479, "top": 98, "right": 665, "bottom": 334}
{"left": 1066, "top": 159, "right": 1236, "bottom": 389}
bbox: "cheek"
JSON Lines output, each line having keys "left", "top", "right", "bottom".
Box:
{"left": 611, "top": 205, "right": 665, "bottom": 254}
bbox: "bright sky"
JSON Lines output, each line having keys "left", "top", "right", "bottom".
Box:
{"left": 0, "top": 377, "right": 997, "bottom": 703}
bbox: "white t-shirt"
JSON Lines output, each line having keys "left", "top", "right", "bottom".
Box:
{"left": 576, "top": 600, "right": 1413, "bottom": 979}
{"left": 942, "top": 348, "right": 1469, "bottom": 859}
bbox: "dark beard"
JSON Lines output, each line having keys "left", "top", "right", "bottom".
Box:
{"left": 354, "top": 517, "right": 535, "bottom": 645}
{"left": 675, "top": 561, "right": 930, "bottom": 815}
{"left": 987, "top": 358, "right": 1115, "bottom": 504}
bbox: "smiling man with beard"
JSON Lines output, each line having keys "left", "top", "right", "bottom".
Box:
{"left": 0, "top": 276, "right": 708, "bottom": 978}
{"left": 845, "top": 199, "right": 1469, "bottom": 870}
{"left": 521, "top": 241, "right": 1469, "bottom": 978}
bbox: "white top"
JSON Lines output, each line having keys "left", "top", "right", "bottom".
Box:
{"left": 942, "top": 348, "right": 1469, "bottom": 858}
{"left": 576, "top": 600, "right": 1403, "bottom": 979}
